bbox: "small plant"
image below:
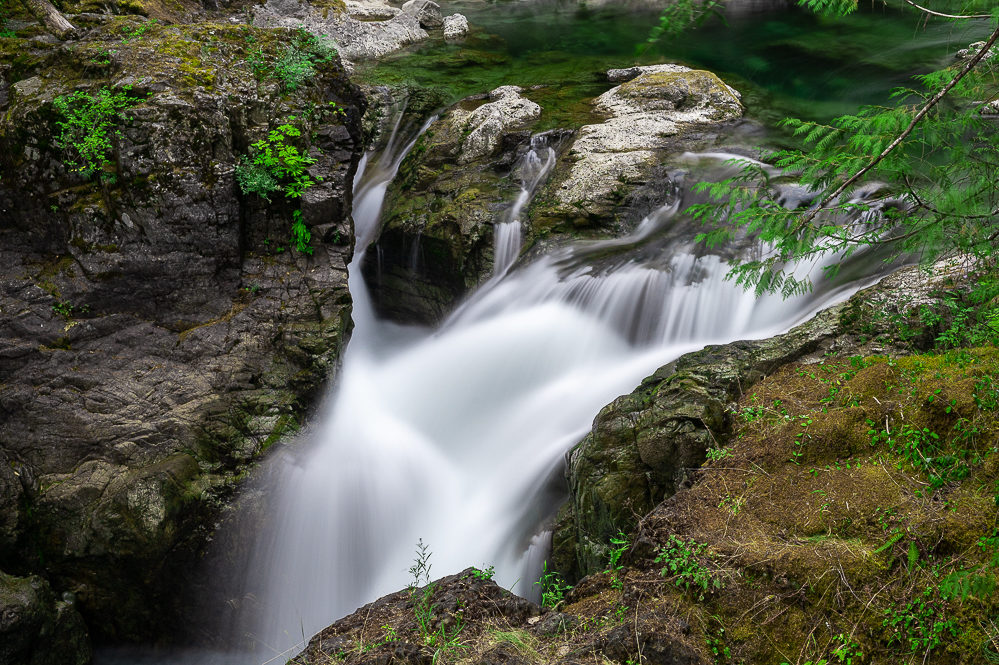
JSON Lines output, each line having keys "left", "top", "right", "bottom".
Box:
{"left": 120, "top": 18, "right": 156, "bottom": 42}
{"left": 705, "top": 447, "right": 732, "bottom": 462}
{"left": 469, "top": 565, "right": 495, "bottom": 581}
{"left": 655, "top": 535, "right": 722, "bottom": 600}
{"left": 605, "top": 531, "right": 629, "bottom": 589}
{"left": 273, "top": 29, "right": 338, "bottom": 91}
{"left": 535, "top": 561, "right": 572, "bottom": 608}
{"left": 408, "top": 538, "right": 432, "bottom": 589}
{"left": 236, "top": 118, "right": 318, "bottom": 254}
{"left": 53, "top": 86, "right": 141, "bottom": 183}
{"left": 52, "top": 301, "right": 89, "bottom": 318}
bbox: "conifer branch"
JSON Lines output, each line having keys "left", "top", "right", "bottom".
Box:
{"left": 796, "top": 24, "right": 999, "bottom": 231}
{"left": 900, "top": 0, "right": 991, "bottom": 20}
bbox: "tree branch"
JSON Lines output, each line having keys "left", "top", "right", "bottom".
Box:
{"left": 901, "top": 0, "right": 991, "bottom": 20}
{"left": 20, "top": 0, "right": 76, "bottom": 38}
{"left": 796, "top": 23, "right": 999, "bottom": 230}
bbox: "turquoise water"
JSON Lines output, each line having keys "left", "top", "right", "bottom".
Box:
{"left": 359, "top": 0, "right": 993, "bottom": 126}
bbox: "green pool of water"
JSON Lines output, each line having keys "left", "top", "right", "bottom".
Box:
{"left": 356, "top": 0, "right": 993, "bottom": 128}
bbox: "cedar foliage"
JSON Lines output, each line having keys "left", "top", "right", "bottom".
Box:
{"left": 657, "top": 1, "right": 999, "bottom": 297}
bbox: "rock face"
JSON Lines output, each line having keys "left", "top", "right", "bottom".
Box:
{"left": 0, "top": 572, "right": 89, "bottom": 665}
{"left": 253, "top": 0, "right": 443, "bottom": 62}
{"left": 0, "top": 19, "right": 364, "bottom": 645}
{"left": 552, "top": 261, "right": 969, "bottom": 579}
{"left": 532, "top": 64, "right": 743, "bottom": 231}
{"left": 363, "top": 87, "right": 557, "bottom": 324}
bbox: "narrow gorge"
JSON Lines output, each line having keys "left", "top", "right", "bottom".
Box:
{"left": 1, "top": 1, "right": 998, "bottom": 665}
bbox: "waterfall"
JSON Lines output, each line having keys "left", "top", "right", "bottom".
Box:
{"left": 228, "top": 127, "right": 892, "bottom": 664}
{"left": 493, "top": 135, "right": 557, "bottom": 276}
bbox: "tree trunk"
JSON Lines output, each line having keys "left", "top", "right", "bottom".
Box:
{"left": 19, "top": 0, "right": 76, "bottom": 38}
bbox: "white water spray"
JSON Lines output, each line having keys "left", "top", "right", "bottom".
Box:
{"left": 493, "top": 137, "right": 557, "bottom": 275}
{"left": 233, "top": 128, "right": 889, "bottom": 663}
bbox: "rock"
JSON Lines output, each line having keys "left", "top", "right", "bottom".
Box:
{"left": 253, "top": 0, "right": 434, "bottom": 62}
{"left": 554, "top": 260, "right": 970, "bottom": 579}
{"left": 533, "top": 64, "right": 742, "bottom": 229}
{"left": 289, "top": 569, "right": 539, "bottom": 665}
{"left": 362, "top": 89, "right": 556, "bottom": 325}
{"left": 442, "top": 13, "right": 469, "bottom": 40}
{"left": 344, "top": 0, "right": 400, "bottom": 19}
{"left": 454, "top": 86, "right": 542, "bottom": 165}
{"left": 401, "top": 0, "right": 443, "bottom": 28}
{"left": 0, "top": 571, "right": 90, "bottom": 665}
{"left": 0, "top": 22, "right": 364, "bottom": 644}
{"left": 956, "top": 40, "right": 998, "bottom": 61}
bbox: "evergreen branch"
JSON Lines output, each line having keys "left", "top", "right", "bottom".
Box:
{"left": 900, "top": 0, "right": 991, "bottom": 19}
{"left": 795, "top": 24, "right": 999, "bottom": 231}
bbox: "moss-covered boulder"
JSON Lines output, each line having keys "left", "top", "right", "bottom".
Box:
{"left": 0, "top": 17, "right": 364, "bottom": 646}
{"left": 531, "top": 64, "right": 743, "bottom": 235}
{"left": 362, "top": 86, "right": 555, "bottom": 324}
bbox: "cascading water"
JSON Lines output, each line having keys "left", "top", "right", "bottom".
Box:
{"left": 230, "top": 124, "right": 893, "bottom": 664}
{"left": 493, "top": 135, "right": 557, "bottom": 275}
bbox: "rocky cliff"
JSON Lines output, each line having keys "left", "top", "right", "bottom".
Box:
{"left": 0, "top": 10, "right": 365, "bottom": 658}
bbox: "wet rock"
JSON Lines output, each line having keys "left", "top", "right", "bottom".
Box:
{"left": 0, "top": 23, "right": 364, "bottom": 643}
{"left": 363, "top": 89, "right": 553, "bottom": 325}
{"left": 442, "top": 13, "right": 469, "bottom": 40}
{"left": 0, "top": 571, "right": 90, "bottom": 665}
{"left": 554, "top": 260, "right": 970, "bottom": 578}
{"left": 533, "top": 64, "right": 742, "bottom": 230}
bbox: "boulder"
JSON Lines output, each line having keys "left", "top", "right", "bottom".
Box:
{"left": 442, "top": 13, "right": 469, "bottom": 40}
{"left": 533, "top": 64, "right": 742, "bottom": 230}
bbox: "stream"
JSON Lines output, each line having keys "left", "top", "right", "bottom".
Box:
{"left": 93, "top": 2, "right": 991, "bottom": 664}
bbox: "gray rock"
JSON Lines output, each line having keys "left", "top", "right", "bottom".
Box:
{"left": 455, "top": 86, "right": 541, "bottom": 164}
{"left": 401, "top": 0, "right": 443, "bottom": 28}
{"left": 0, "top": 571, "right": 90, "bottom": 665}
{"left": 0, "top": 24, "right": 365, "bottom": 644}
{"left": 344, "top": 0, "right": 400, "bottom": 19}
{"left": 537, "top": 64, "right": 741, "bottom": 225}
{"left": 442, "top": 12, "right": 468, "bottom": 40}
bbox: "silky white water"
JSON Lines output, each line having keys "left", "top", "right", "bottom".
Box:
{"left": 232, "top": 125, "right": 889, "bottom": 662}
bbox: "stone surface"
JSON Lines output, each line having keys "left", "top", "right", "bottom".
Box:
{"left": 344, "top": 0, "right": 400, "bottom": 20}
{"left": 0, "top": 22, "right": 364, "bottom": 644}
{"left": 362, "top": 88, "right": 559, "bottom": 324}
{"left": 533, "top": 64, "right": 742, "bottom": 229}
{"left": 0, "top": 571, "right": 90, "bottom": 665}
{"left": 253, "top": 0, "right": 442, "bottom": 61}
{"left": 553, "top": 260, "right": 972, "bottom": 579}
{"left": 442, "top": 12, "right": 468, "bottom": 40}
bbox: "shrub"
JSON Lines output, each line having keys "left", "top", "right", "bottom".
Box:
{"left": 53, "top": 86, "right": 140, "bottom": 183}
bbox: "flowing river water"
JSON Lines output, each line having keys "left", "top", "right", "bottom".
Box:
{"left": 93, "top": 2, "right": 993, "bottom": 664}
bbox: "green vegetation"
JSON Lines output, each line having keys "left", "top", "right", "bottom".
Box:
{"left": 655, "top": 535, "right": 723, "bottom": 600}
{"left": 53, "top": 86, "right": 141, "bottom": 183}
{"left": 407, "top": 540, "right": 467, "bottom": 664}
{"left": 603, "top": 531, "right": 629, "bottom": 590}
{"left": 245, "top": 28, "right": 338, "bottom": 91}
{"left": 535, "top": 561, "right": 571, "bottom": 608}
{"left": 236, "top": 118, "right": 318, "bottom": 254}
{"left": 675, "top": 1, "right": 999, "bottom": 296}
